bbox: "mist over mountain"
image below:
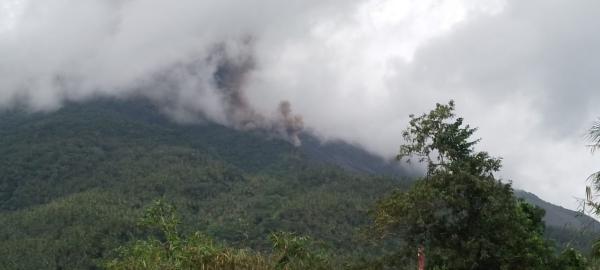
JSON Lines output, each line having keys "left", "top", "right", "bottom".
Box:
{"left": 0, "top": 98, "right": 597, "bottom": 268}
{"left": 0, "top": 98, "right": 408, "bottom": 268}
{"left": 2, "top": 1, "right": 600, "bottom": 268}
{"left": 3, "top": 0, "right": 600, "bottom": 211}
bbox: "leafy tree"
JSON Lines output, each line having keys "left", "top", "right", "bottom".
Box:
{"left": 585, "top": 120, "right": 600, "bottom": 263}
{"left": 553, "top": 248, "right": 588, "bottom": 270}
{"left": 1, "top": 99, "right": 592, "bottom": 268}
{"left": 106, "top": 200, "right": 334, "bottom": 270}
{"left": 397, "top": 100, "right": 501, "bottom": 177}
{"left": 0, "top": 99, "right": 405, "bottom": 267}
{"left": 375, "top": 101, "right": 556, "bottom": 269}
{"left": 270, "top": 232, "right": 331, "bottom": 270}
{"left": 585, "top": 120, "right": 600, "bottom": 218}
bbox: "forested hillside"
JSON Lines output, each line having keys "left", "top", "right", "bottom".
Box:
{"left": 516, "top": 191, "right": 600, "bottom": 252}
{"left": 0, "top": 99, "right": 408, "bottom": 269}
{"left": 0, "top": 99, "right": 597, "bottom": 269}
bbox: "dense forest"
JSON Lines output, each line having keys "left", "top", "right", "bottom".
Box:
{"left": 0, "top": 99, "right": 598, "bottom": 269}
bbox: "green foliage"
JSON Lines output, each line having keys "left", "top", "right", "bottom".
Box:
{"left": 0, "top": 99, "right": 403, "bottom": 268}
{"left": 584, "top": 120, "right": 600, "bottom": 264}
{"left": 105, "top": 200, "right": 261, "bottom": 269}
{"left": 553, "top": 248, "right": 588, "bottom": 270}
{"left": 546, "top": 226, "right": 598, "bottom": 254}
{"left": 270, "top": 232, "right": 331, "bottom": 270}
{"left": 0, "top": 99, "right": 595, "bottom": 269}
{"left": 106, "top": 200, "right": 333, "bottom": 270}
{"left": 376, "top": 101, "right": 558, "bottom": 269}
{"left": 0, "top": 191, "right": 138, "bottom": 269}
{"left": 398, "top": 101, "right": 501, "bottom": 177}
{"left": 139, "top": 199, "right": 181, "bottom": 246}
{"left": 375, "top": 171, "right": 556, "bottom": 269}
{"left": 585, "top": 120, "right": 600, "bottom": 214}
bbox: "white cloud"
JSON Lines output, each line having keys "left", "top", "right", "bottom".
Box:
{"left": 1, "top": 0, "right": 599, "bottom": 210}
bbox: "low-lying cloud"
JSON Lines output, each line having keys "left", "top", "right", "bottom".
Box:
{"left": 1, "top": 0, "right": 600, "bottom": 210}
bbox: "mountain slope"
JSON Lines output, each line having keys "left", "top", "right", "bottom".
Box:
{"left": 0, "top": 98, "right": 408, "bottom": 269}
{"left": 516, "top": 190, "right": 599, "bottom": 231}
{"left": 301, "top": 128, "right": 600, "bottom": 247}
{"left": 0, "top": 98, "right": 598, "bottom": 268}
{"left": 299, "top": 134, "right": 413, "bottom": 177}
{"left": 515, "top": 190, "right": 600, "bottom": 251}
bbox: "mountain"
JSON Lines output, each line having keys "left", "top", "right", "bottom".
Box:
{"left": 516, "top": 190, "right": 600, "bottom": 231}
{"left": 299, "top": 134, "right": 412, "bottom": 177}
{"left": 0, "top": 98, "right": 598, "bottom": 268}
{"left": 300, "top": 124, "right": 600, "bottom": 248}
{"left": 0, "top": 98, "right": 409, "bottom": 269}
{"left": 515, "top": 190, "right": 600, "bottom": 251}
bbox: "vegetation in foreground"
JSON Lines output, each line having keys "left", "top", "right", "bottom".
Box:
{"left": 373, "top": 101, "right": 589, "bottom": 269}
{"left": 1, "top": 99, "right": 599, "bottom": 269}
{"left": 0, "top": 100, "right": 404, "bottom": 269}
{"left": 106, "top": 200, "right": 333, "bottom": 270}
{"left": 106, "top": 101, "right": 594, "bottom": 269}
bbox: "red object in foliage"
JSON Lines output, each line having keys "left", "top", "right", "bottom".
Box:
{"left": 417, "top": 246, "right": 425, "bottom": 270}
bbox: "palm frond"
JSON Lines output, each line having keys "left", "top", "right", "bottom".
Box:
{"left": 587, "top": 120, "right": 600, "bottom": 153}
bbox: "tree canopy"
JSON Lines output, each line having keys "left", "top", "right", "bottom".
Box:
{"left": 0, "top": 99, "right": 594, "bottom": 269}
{"left": 397, "top": 101, "right": 501, "bottom": 177}
{"left": 105, "top": 199, "right": 333, "bottom": 270}
{"left": 376, "top": 101, "right": 580, "bottom": 269}
{"left": 584, "top": 120, "right": 600, "bottom": 261}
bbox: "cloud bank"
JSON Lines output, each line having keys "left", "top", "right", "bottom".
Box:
{"left": 1, "top": 0, "right": 599, "bottom": 210}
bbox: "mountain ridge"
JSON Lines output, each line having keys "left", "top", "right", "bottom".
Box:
{"left": 0, "top": 98, "right": 598, "bottom": 268}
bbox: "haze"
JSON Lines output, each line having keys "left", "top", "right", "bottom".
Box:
{"left": 1, "top": 0, "right": 599, "bottom": 211}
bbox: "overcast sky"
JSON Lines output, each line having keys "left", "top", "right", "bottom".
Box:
{"left": 1, "top": 0, "right": 599, "bottom": 211}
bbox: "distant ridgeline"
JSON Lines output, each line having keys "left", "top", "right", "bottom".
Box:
{"left": 0, "top": 98, "right": 596, "bottom": 269}
{"left": 515, "top": 190, "right": 600, "bottom": 251}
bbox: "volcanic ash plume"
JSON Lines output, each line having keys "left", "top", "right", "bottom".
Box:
{"left": 212, "top": 45, "right": 304, "bottom": 146}
{"left": 138, "top": 40, "right": 305, "bottom": 146}
{"left": 274, "top": 101, "right": 304, "bottom": 146}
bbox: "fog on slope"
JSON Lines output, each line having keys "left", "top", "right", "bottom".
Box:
{"left": 2, "top": 0, "right": 600, "bottom": 211}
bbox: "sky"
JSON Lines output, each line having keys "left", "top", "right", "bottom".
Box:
{"left": 1, "top": 0, "right": 599, "bottom": 211}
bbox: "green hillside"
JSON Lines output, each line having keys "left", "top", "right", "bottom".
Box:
{"left": 0, "top": 99, "right": 407, "bottom": 269}
{"left": 0, "top": 99, "right": 597, "bottom": 269}
{"left": 516, "top": 191, "right": 600, "bottom": 252}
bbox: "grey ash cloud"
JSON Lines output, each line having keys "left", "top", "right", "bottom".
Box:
{"left": 0, "top": 0, "right": 326, "bottom": 145}
{"left": 134, "top": 40, "right": 304, "bottom": 145}
{"left": 2, "top": 0, "right": 600, "bottom": 210}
